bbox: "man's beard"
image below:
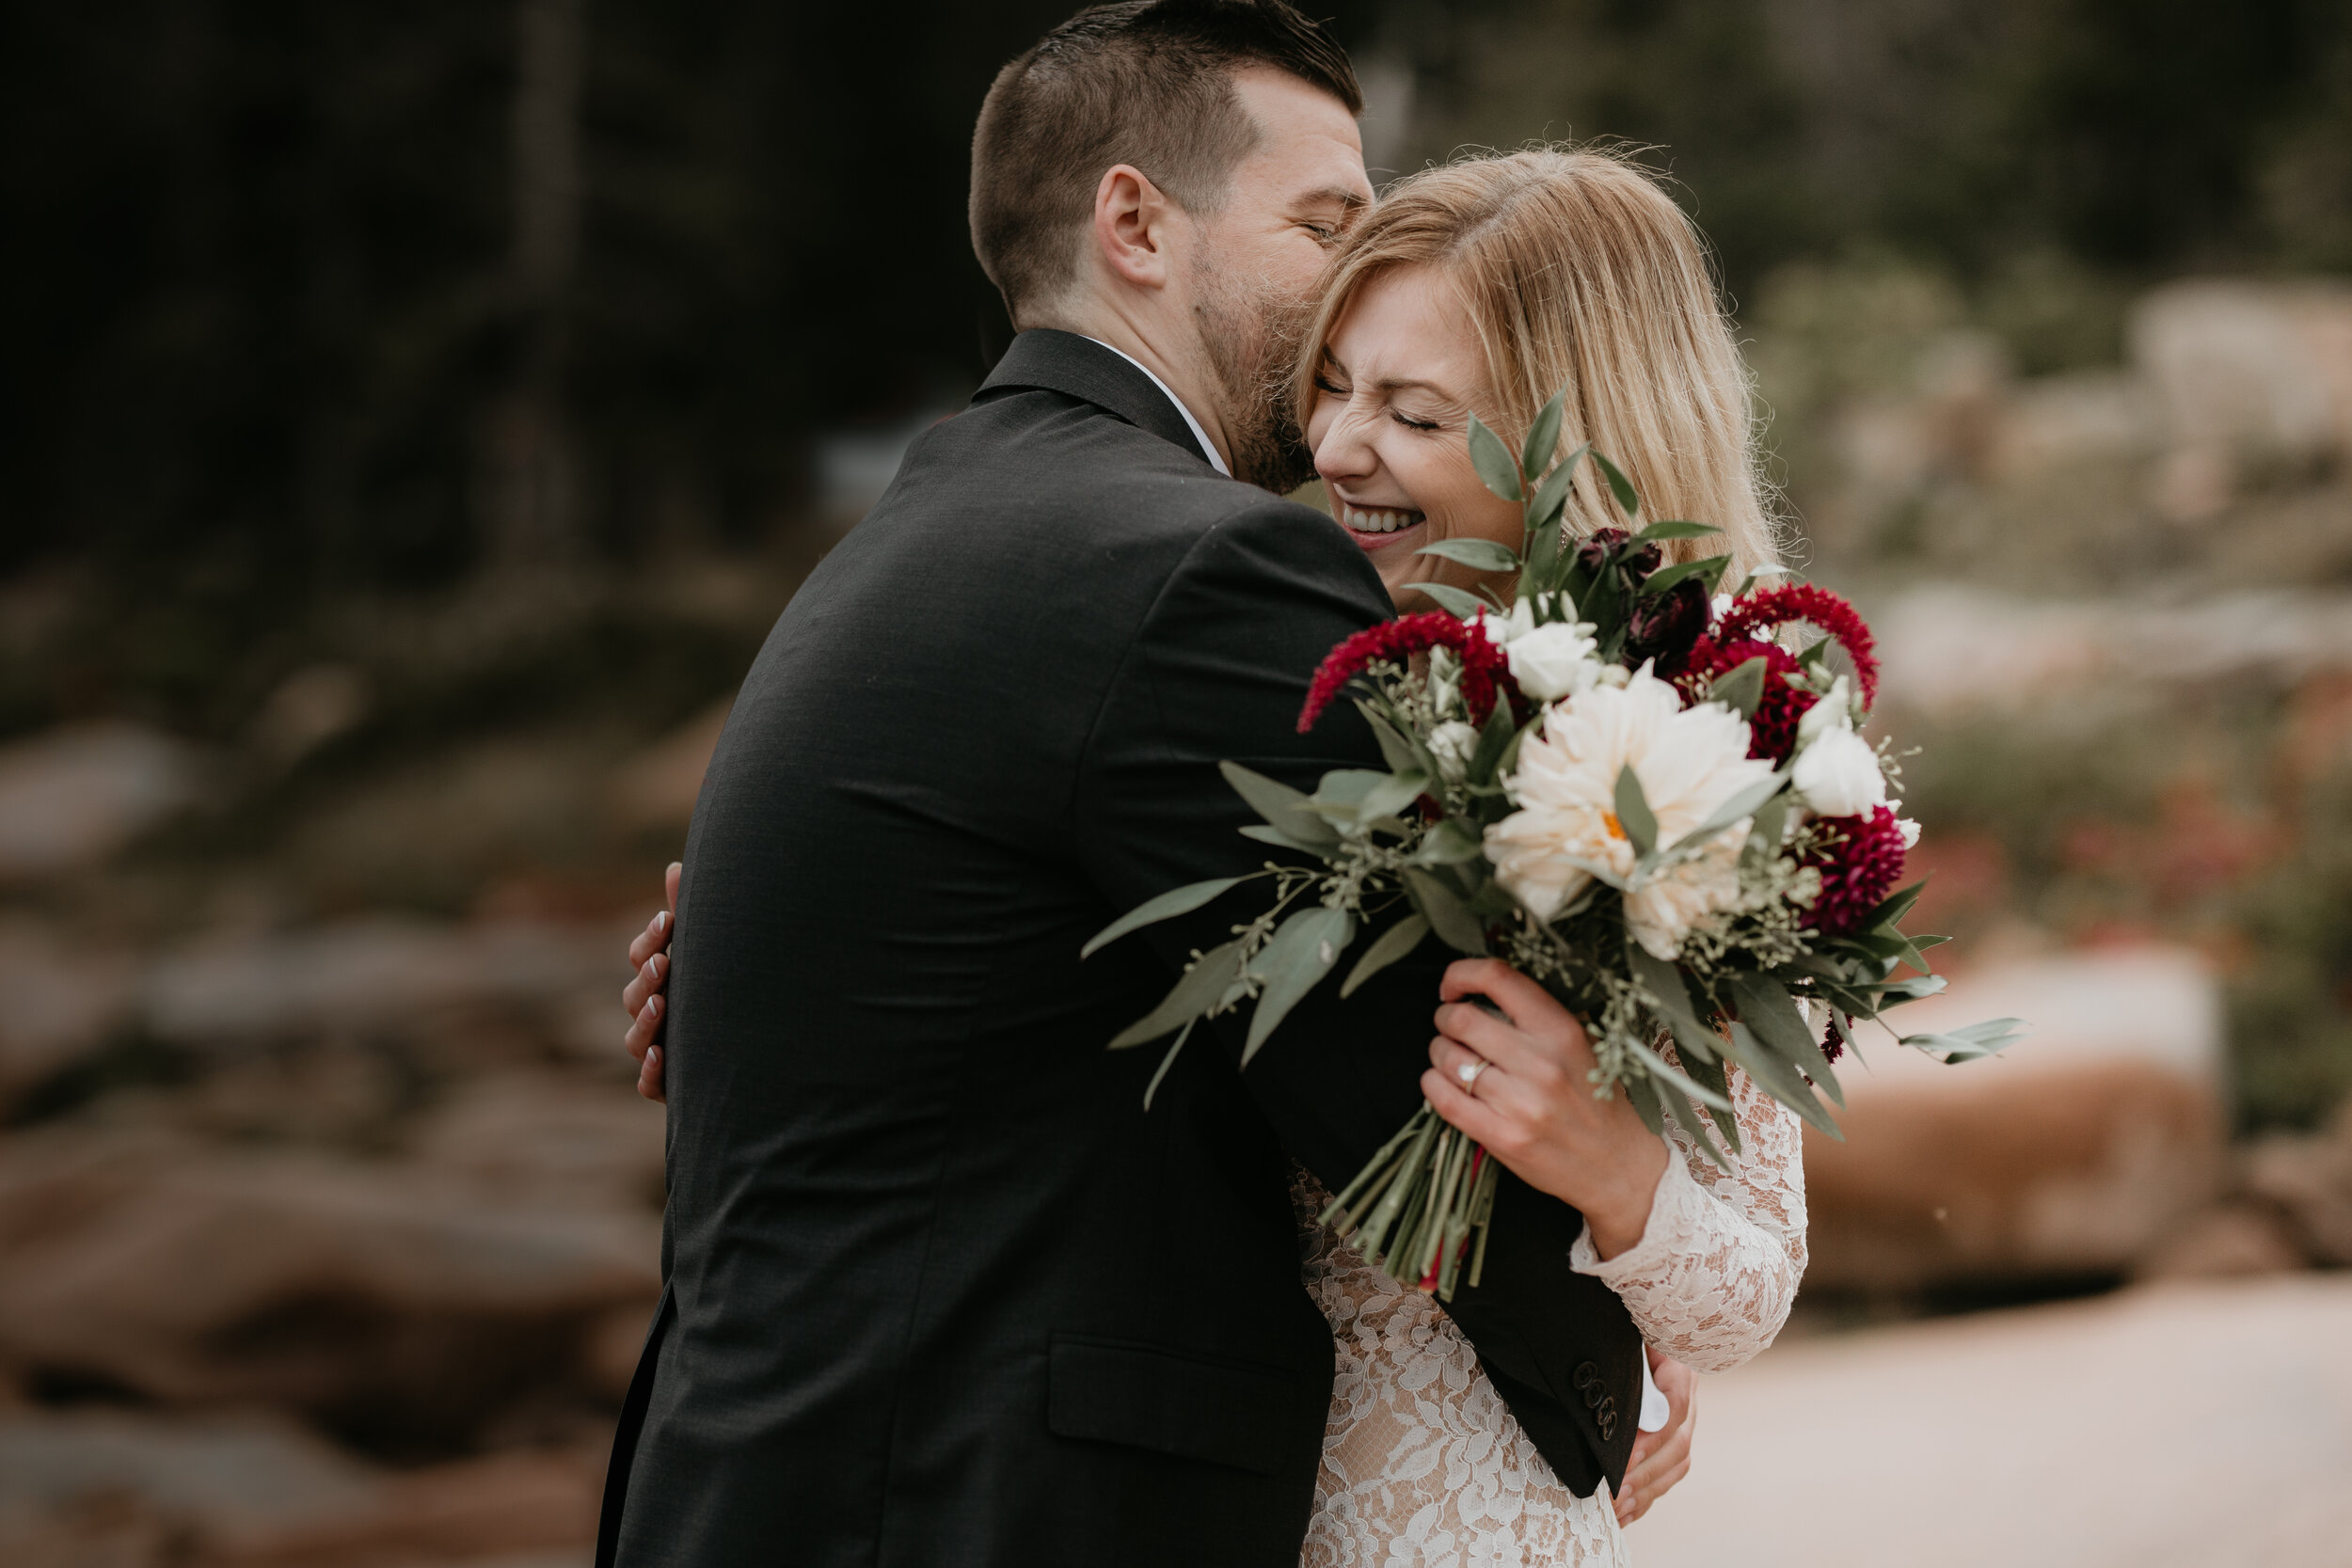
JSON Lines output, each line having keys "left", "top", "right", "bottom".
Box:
{"left": 1195, "top": 263, "right": 1316, "bottom": 494}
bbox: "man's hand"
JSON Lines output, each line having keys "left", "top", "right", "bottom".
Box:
{"left": 1615, "top": 1346, "right": 1696, "bottom": 1526}
{"left": 621, "top": 862, "right": 680, "bottom": 1103}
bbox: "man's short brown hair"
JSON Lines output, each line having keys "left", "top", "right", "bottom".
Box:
{"left": 970, "top": 0, "right": 1360, "bottom": 325}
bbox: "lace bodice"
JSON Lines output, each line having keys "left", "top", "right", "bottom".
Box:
{"left": 1295, "top": 1062, "right": 1806, "bottom": 1566}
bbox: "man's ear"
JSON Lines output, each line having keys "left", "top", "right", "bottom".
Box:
{"left": 1090, "top": 164, "right": 1176, "bottom": 291}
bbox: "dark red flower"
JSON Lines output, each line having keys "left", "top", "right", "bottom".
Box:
{"left": 1820, "top": 1014, "right": 1846, "bottom": 1064}
{"left": 1297, "top": 611, "right": 1518, "bottom": 734}
{"left": 1803, "top": 804, "right": 1908, "bottom": 938}
{"left": 1714, "top": 584, "right": 1881, "bottom": 707}
{"left": 1625, "top": 578, "right": 1709, "bottom": 676}
{"left": 1676, "top": 634, "right": 1810, "bottom": 763}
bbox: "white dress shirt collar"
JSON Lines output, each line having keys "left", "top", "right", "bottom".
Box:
{"left": 1081, "top": 337, "right": 1231, "bottom": 477}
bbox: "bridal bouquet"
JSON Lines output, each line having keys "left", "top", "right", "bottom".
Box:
{"left": 1084, "top": 393, "right": 2024, "bottom": 1302}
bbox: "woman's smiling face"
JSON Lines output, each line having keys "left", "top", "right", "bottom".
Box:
{"left": 1305, "top": 264, "right": 1522, "bottom": 607}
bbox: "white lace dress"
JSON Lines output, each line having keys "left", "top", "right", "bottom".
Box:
{"left": 1295, "top": 1062, "right": 1808, "bottom": 1567}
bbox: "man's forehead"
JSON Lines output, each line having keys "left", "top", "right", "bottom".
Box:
{"left": 1231, "top": 68, "right": 1371, "bottom": 203}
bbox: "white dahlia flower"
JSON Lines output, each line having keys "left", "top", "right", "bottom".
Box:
{"left": 1485, "top": 669, "right": 1778, "bottom": 958}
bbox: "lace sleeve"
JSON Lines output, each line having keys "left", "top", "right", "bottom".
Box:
{"left": 1565, "top": 1061, "right": 1807, "bottom": 1372}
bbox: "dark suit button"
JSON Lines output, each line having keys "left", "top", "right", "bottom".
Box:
{"left": 1572, "top": 1361, "right": 1600, "bottom": 1390}
{"left": 1599, "top": 1409, "right": 1618, "bottom": 1440}
{"left": 1582, "top": 1385, "right": 1603, "bottom": 1409}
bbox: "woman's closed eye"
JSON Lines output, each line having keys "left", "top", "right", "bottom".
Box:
{"left": 1391, "top": 407, "right": 1442, "bottom": 432}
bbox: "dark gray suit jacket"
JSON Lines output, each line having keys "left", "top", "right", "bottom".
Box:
{"left": 599, "top": 330, "right": 1643, "bottom": 1567}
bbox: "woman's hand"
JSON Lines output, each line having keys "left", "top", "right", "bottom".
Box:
{"left": 620, "top": 862, "right": 680, "bottom": 1103}
{"left": 1421, "top": 958, "right": 1669, "bottom": 1259}
{"left": 1615, "top": 1347, "right": 1696, "bottom": 1525}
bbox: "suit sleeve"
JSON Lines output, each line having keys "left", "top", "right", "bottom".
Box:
{"left": 1072, "top": 497, "right": 1636, "bottom": 1484}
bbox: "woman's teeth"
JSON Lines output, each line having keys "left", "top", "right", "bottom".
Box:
{"left": 1343, "top": 505, "right": 1424, "bottom": 534}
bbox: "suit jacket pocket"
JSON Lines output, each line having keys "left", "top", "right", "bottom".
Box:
{"left": 1046, "top": 1332, "right": 1327, "bottom": 1477}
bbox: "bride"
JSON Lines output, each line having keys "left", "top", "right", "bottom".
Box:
{"left": 622, "top": 147, "right": 1805, "bottom": 1568}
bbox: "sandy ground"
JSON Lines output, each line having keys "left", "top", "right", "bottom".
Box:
{"left": 1629, "top": 1275, "right": 2352, "bottom": 1568}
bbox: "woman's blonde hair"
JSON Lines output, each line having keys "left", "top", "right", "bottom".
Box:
{"left": 1293, "top": 147, "right": 1784, "bottom": 578}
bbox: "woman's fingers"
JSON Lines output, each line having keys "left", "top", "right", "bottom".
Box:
{"left": 1421, "top": 1064, "right": 1512, "bottom": 1149}
{"left": 621, "top": 951, "right": 668, "bottom": 1020}
{"left": 1438, "top": 957, "right": 1553, "bottom": 1019}
{"left": 636, "top": 1042, "right": 666, "bottom": 1103}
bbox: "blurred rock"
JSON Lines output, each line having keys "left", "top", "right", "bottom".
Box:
{"left": 249, "top": 666, "right": 372, "bottom": 772}
{"left": 0, "top": 722, "right": 200, "bottom": 883}
{"left": 1804, "top": 946, "right": 2227, "bottom": 1289}
{"left": 2241, "top": 1100, "right": 2352, "bottom": 1265}
{"left": 2130, "top": 279, "right": 2352, "bottom": 519}
{"left": 0, "top": 1407, "right": 599, "bottom": 1568}
{"left": 1874, "top": 586, "right": 2352, "bottom": 716}
{"left": 0, "top": 921, "right": 137, "bottom": 1112}
{"left": 142, "top": 919, "right": 620, "bottom": 1053}
{"left": 606, "top": 699, "right": 729, "bottom": 832}
{"left": 0, "top": 1408, "right": 376, "bottom": 1557}
{"left": 407, "top": 1071, "right": 664, "bottom": 1212}
{"left": 0, "top": 1128, "right": 657, "bottom": 1449}
{"left": 1986, "top": 372, "right": 2154, "bottom": 483}
{"left": 2135, "top": 1202, "right": 2309, "bottom": 1279}
{"left": 222, "top": 1446, "right": 599, "bottom": 1568}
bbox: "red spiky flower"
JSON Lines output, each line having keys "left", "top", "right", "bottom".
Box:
{"left": 1715, "top": 584, "right": 1881, "bottom": 707}
{"left": 1676, "top": 634, "right": 1810, "bottom": 763}
{"left": 1803, "top": 804, "right": 1908, "bottom": 938}
{"left": 1298, "top": 611, "right": 1517, "bottom": 733}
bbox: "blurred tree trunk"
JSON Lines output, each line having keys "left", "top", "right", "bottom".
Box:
{"left": 484, "top": 0, "right": 584, "bottom": 566}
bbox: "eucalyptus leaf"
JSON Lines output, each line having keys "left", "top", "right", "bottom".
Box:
{"left": 1082, "top": 875, "right": 1248, "bottom": 959}
{"left": 1417, "top": 819, "right": 1486, "bottom": 864}
{"left": 1592, "top": 450, "right": 1640, "bottom": 515}
{"left": 1109, "top": 939, "right": 1246, "bottom": 1049}
{"left": 1900, "top": 1017, "right": 2028, "bottom": 1063}
{"left": 1410, "top": 580, "right": 1492, "bottom": 620}
{"left": 1342, "top": 911, "right": 1431, "bottom": 998}
{"left": 1141, "top": 1019, "right": 1195, "bottom": 1110}
{"left": 1528, "top": 446, "right": 1585, "bottom": 531}
{"left": 1621, "top": 1072, "right": 1666, "bottom": 1135}
{"left": 1357, "top": 769, "right": 1432, "bottom": 822}
{"left": 1613, "top": 764, "right": 1659, "bottom": 857}
{"left": 1742, "top": 791, "right": 1791, "bottom": 871}
{"left": 1635, "top": 1056, "right": 1730, "bottom": 1170}
{"left": 1244, "top": 906, "right": 1354, "bottom": 1063}
{"left": 1640, "top": 554, "right": 1732, "bottom": 596}
{"left": 1627, "top": 1036, "right": 1734, "bottom": 1111}
{"left": 1467, "top": 699, "right": 1518, "bottom": 785}
{"left": 1625, "top": 942, "right": 1719, "bottom": 1065}
{"left": 1868, "top": 880, "right": 1928, "bottom": 930}
{"left": 1363, "top": 706, "right": 1428, "bottom": 776}
{"left": 1405, "top": 866, "right": 1489, "bottom": 955}
{"left": 1718, "top": 1021, "right": 1843, "bottom": 1139}
{"left": 1468, "top": 414, "right": 1524, "bottom": 501}
{"left": 1237, "top": 823, "right": 1338, "bottom": 857}
{"left": 1632, "top": 519, "right": 1723, "bottom": 542}
{"left": 1220, "top": 761, "right": 1340, "bottom": 847}
{"left": 1708, "top": 657, "right": 1769, "bottom": 719}
{"left": 1726, "top": 974, "right": 1843, "bottom": 1107}
{"left": 1677, "top": 1046, "right": 1743, "bottom": 1151}
{"left": 1521, "top": 389, "right": 1566, "bottom": 480}
{"left": 1415, "top": 537, "right": 1522, "bottom": 574}
{"left": 1667, "top": 771, "right": 1788, "bottom": 855}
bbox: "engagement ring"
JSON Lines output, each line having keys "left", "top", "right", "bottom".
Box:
{"left": 1457, "top": 1057, "right": 1490, "bottom": 1089}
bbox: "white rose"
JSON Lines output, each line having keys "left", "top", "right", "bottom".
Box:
{"left": 1897, "top": 816, "right": 1922, "bottom": 849}
{"left": 1505, "top": 621, "right": 1599, "bottom": 701}
{"left": 1710, "top": 592, "right": 1734, "bottom": 625}
{"left": 1427, "top": 721, "right": 1481, "bottom": 780}
{"left": 1792, "top": 726, "right": 1887, "bottom": 817}
{"left": 1794, "top": 675, "right": 1855, "bottom": 749}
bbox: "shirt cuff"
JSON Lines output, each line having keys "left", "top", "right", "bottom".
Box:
{"left": 1568, "top": 1145, "right": 1697, "bottom": 1280}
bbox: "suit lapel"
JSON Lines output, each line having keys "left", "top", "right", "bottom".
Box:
{"left": 976, "top": 329, "right": 1219, "bottom": 471}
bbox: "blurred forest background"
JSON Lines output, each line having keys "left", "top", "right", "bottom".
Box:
{"left": 4, "top": 2, "right": 2352, "bottom": 1564}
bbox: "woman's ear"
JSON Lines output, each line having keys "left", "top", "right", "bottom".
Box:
{"left": 1090, "top": 164, "right": 1176, "bottom": 291}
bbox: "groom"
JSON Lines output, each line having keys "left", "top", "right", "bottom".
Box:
{"left": 602, "top": 5, "right": 1654, "bottom": 1563}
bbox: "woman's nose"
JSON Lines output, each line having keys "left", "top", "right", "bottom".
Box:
{"left": 1313, "top": 404, "right": 1376, "bottom": 485}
